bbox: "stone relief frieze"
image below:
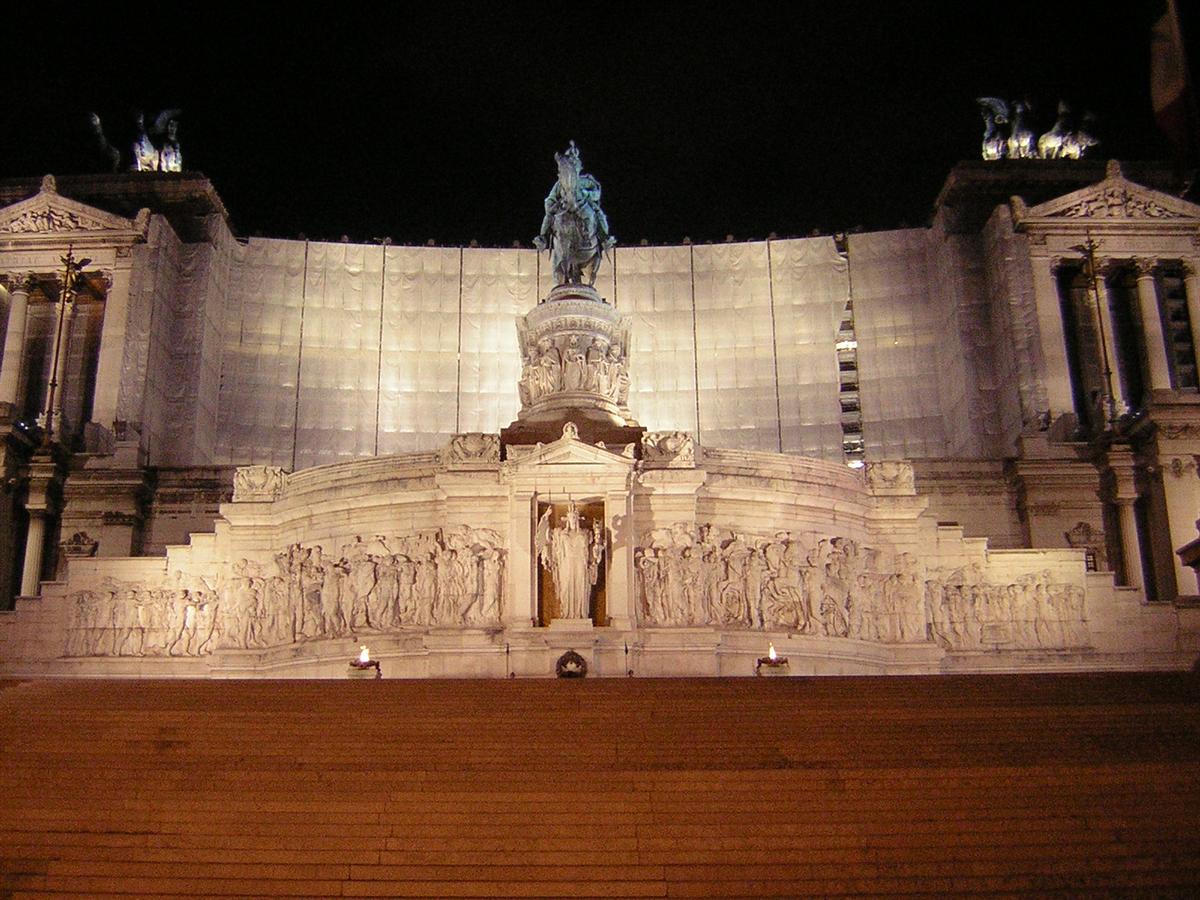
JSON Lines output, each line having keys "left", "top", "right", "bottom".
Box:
{"left": 517, "top": 334, "right": 630, "bottom": 408}
{"left": 641, "top": 431, "right": 696, "bottom": 466}
{"left": 1059, "top": 187, "right": 1180, "bottom": 220}
{"left": 62, "top": 526, "right": 507, "bottom": 658}
{"left": 232, "top": 465, "right": 289, "bottom": 502}
{"left": 1158, "top": 424, "right": 1200, "bottom": 441}
{"left": 1166, "top": 456, "right": 1200, "bottom": 479}
{"left": 635, "top": 522, "right": 1089, "bottom": 652}
{"left": 1, "top": 207, "right": 112, "bottom": 234}
{"left": 926, "top": 564, "right": 1089, "bottom": 651}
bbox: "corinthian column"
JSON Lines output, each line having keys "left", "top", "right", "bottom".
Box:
{"left": 1183, "top": 260, "right": 1200, "bottom": 374}
{"left": 1133, "top": 257, "right": 1172, "bottom": 391}
{"left": 0, "top": 273, "right": 34, "bottom": 408}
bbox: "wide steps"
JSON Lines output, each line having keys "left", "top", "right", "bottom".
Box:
{"left": 1, "top": 673, "right": 1197, "bottom": 897}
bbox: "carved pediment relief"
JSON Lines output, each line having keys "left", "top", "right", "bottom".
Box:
{"left": 506, "top": 423, "right": 636, "bottom": 471}
{"left": 1013, "top": 161, "right": 1200, "bottom": 227}
{"left": 0, "top": 175, "right": 148, "bottom": 239}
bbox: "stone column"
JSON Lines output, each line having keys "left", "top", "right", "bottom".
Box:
{"left": 1092, "top": 261, "right": 1126, "bottom": 417}
{"left": 604, "top": 489, "right": 634, "bottom": 629}
{"left": 19, "top": 513, "right": 46, "bottom": 597}
{"left": 504, "top": 491, "right": 536, "bottom": 627}
{"left": 1183, "top": 260, "right": 1200, "bottom": 373}
{"left": 90, "top": 264, "right": 129, "bottom": 433}
{"left": 18, "top": 452, "right": 62, "bottom": 598}
{"left": 1133, "top": 257, "right": 1172, "bottom": 391}
{"left": 1108, "top": 450, "right": 1143, "bottom": 591}
{"left": 1028, "top": 257, "right": 1075, "bottom": 423}
{"left": 0, "top": 273, "right": 34, "bottom": 408}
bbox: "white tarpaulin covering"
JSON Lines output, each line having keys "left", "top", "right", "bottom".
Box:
{"left": 770, "top": 237, "right": 848, "bottom": 460}
{"left": 616, "top": 245, "right": 699, "bottom": 435}
{"left": 215, "top": 239, "right": 305, "bottom": 466}
{"left": 293, "top": 242, "right": 384, "bottom": 470}
{"left": 692, "top": 242, "right": 778, "bottom": 452}
{"left": 849, "top": 229, "right": 947, "bottom": 459}
{"left": 207, "top": 238, "right": 859, "bottom": 467}
{"left": 458, "top": 248, "right": 537, "bottom": 434}
{"left": 377, "top": 246, "right": 460, "bottom": 455}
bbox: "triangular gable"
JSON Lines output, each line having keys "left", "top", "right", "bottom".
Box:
{"left": 0, "top": 175, "right": 148, "bottom": 238}
{"left": 1013, "top": 160, "right": 1200, "bottom": 225}
{"left": 507, "top": 425, "right": 636, "bottom": 471}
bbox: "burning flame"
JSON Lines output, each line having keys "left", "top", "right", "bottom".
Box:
{"left": 358, "top": 645, "right": 370, "bottom": 664}
{"left": 768, "top": 643, "right": 777, "bottom": 661}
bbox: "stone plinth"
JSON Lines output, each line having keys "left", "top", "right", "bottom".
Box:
{"left": 507, "top": 284, "right": 640, "bottom": 448}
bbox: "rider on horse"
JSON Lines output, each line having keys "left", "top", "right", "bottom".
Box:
{"left": 534, "top": 141, "right": 615, "bottom": 285}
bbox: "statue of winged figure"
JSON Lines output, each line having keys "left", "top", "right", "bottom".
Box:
{"left": 534, "top": 141, "right": 615, "bottom": 286}
{"left": 536, "top": 501, "right": 604, "bottom": 620}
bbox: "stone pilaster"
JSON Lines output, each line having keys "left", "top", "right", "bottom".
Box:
{"left": 1105, "top": 448, "right": 1144, "bottom": 591}
{"left": 18, "top": 450, "right": 64, "bottom": 597}
{"left": 1029, "top": 256, "right": 1075, "bottom": 425}
{"left": 90, "top": 263, "right": 131, "bottom": 435}
{"left": 604, "top": 489, "right": 634, "bottom": 629}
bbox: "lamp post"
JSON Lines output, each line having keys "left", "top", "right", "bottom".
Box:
{"left": 1073, "top": 236, "right": 1119, "bottom": 430}
{"left": 41, "top": 247, "right": 90, "bottom": 446}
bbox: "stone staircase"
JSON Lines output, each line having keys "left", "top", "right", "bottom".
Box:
{"left": 1, "top": 673, "right": 1198, "bottom": 897}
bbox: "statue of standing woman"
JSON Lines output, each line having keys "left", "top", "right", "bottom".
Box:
{"left": 536, "top": 501, "right": 604, "bottom": 620}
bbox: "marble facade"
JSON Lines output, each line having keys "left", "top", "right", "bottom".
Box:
{"left": 1, "top": 162, "right": 1199, "bottom": 676}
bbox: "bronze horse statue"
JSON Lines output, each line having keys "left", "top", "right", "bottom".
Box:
{"left": 535, "top": 142, "right": 614, "bottom": 286}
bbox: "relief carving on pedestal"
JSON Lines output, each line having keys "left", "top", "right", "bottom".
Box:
{"left": 443, "top": 433, "right": 500, "bottom": 465}
{"left": 60, "top": 531, "right": 99, "bottom": 559}
{"left": 232, "top": 465, "right": 289, "bottom": 502}
{"left": 518, "top": 335, "right": 630, "bottom": 408}
{"left": 641, "top": 431, "right": 696, "bottom": 467}
{"left": 1064, "top": 521, "right": 1108, "bottom": 571}
{"left": 864, "top": 460, "right": 915, "bottom": 494}
{"left": 62, "top": 526, "right": 507, "bottom": 657}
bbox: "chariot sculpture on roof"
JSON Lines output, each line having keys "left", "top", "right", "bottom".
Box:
{"left": 534, "top": 141, "right": 615, "bottom": 286}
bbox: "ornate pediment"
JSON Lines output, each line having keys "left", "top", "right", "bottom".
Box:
{"left": 0, "top": 175, "right": 148, "bottom": 239}
{"left": 506, "top": 422, "right": 636, "bottom": 471}
{"left": 1013, "top": 161, "right": 1200, "bottom": 226}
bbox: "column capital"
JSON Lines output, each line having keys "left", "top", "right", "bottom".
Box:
{"left": 4, "top": 272, "right": 36, "bottom": 293}
{"left": 1182, "top": 258, "right": 1198, "bottom": 279}
{"left": 1133, "top": 256, "right": 1159, "bottom": 278}
{"left": 1095, "top": 256, "right": 1121, "bottom": 278}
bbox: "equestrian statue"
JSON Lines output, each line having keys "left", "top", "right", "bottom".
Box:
{"left": 534, "top": 141, "right": 615, "bottom": 286}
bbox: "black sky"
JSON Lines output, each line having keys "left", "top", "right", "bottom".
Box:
{"left": 2, "top": 3, "right": 1180, "bottom": 244}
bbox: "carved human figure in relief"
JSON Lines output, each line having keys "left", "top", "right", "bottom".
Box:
{"left": 534, "top": 141, "right": 615, "bottom": 286}
{"left": 536, "top": 501, "right": 603, "bottom": 620}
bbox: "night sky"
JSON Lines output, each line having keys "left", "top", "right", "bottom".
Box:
{"left": 2, "top": 3, "right": 1184, "bottom": 245}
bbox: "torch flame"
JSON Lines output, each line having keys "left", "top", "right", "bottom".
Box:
{"left": 359, "top": 645, "right": 370, "bottom": 664}
{"left": 768, "top": 643, "right": 777, "bottom": 661}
